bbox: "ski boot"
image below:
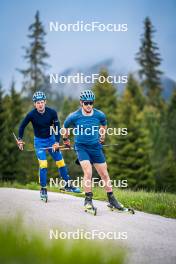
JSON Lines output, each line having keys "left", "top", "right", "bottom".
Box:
{"left": 40, "top": 187, "right": 48, "bottom": 203}
{"left": 84, "top": 192, "right": 97, "bottom": 216}
{"left": 107, "top": 192, "right": 135, "bottom": 214}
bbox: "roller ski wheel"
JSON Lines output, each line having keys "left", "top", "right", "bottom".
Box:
{"left": 40, "top": 195, "right": 48, "bottom": 203}
{"left": 84, "top": 206, "right": 97, "bottom": 216}
{"left": 59, "top": 187, "right": 66, "bottom": 193}
{"left": 107, "top": 204, "right": 135, "bottom": 214}
{"left": 40, "top": 188, "right": 48, "bottom": 203}
{"left": 84, "top": 192, "right": 97, "bottom": 216}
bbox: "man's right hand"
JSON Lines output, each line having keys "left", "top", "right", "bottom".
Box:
{"left": 17, "top": 139, "right": 25, "bottom": 151}
{"left": 63, "top": 138, "right": 71, "bottom": 148}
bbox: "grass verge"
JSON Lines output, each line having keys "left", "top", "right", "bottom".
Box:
{"left": 0, "top": 218, "right": 125, "bottom": 264}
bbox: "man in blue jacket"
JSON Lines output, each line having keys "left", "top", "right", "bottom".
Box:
{"left": 17, "top": 91, "right": 80, "bottom": 201}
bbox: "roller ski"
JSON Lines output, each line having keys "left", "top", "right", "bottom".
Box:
{"left": 107, "top": 193, "right": 135, "bottom": 214}
{"left": 84, "top": 192, "right": 97, "bottom": 216}
{"left": 40, "top": 187, "right": 48, "bottom": 203}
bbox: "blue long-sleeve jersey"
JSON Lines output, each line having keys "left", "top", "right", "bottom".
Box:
{"left": 64, "top": 108, "right": 107, "bottom": 145}
{"left": 18, "top": 107, "right": 60, "bottom": 142}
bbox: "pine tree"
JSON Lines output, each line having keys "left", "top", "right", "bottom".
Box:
{"left": 92, "top": 69, "right": 118, "bottom": 128}
{"left": 159, "top": 149, "right": 176, "bottom": 192}
{"left": 136, "top": 17, "right": 163, "bottom": 106}
{"left": 19, "top": 11, "right": 50, "bottom": 96}
{"left": 0, "top": 83, "right": 6, "bottom": 179}
{"left": 91, "top": 68, "right": 119, "bottom": 178}
{"left": 166, "top": 88, "right": 176, "bottom": 158}
{"left": 9, "top": 82, "right": 24, "bottom": 181}
{"left": 108, "top": 86, "right": 154, "bottom": 189}
{"left": 0, "top": 94, "right": 11, "bottom": 180}
{"left": 10, "top": 81, "right": 23, "bottom": 131}
{"left": 153, "top": 88, "right": 176, "bottom": 191}
{"left": 0, "top": 82, "right": 24, "bottom": 181}
{"left": 125, "top": 74, "right": 146, "bottom": 110}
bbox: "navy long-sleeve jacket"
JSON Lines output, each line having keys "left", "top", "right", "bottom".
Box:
{"left": 18, "top": 107, "right": 60, "bottom": 142}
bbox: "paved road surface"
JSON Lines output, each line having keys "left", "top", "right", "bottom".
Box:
{"left": 0, "top": 188, "right": 176, "bottom": 264}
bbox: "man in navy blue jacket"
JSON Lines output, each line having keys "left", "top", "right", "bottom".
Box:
{"left": 17, "top": 91, "right": 80, "bottom": 201}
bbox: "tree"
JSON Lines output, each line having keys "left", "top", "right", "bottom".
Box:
{"left": 19, "top": 11, "right": 50, "bottom": 96}
{"left": 0, "top": 82, "right": 24, "bottom": 181}
{"left": 92, "top": 69, "right": 118, "bottom": 128}
{"left": 166, "top": 88, "right": 176, "bottom": 158}
{"left": 125, "top": 74, "right": 146, "bottom": 110}
{"left": 159, "top": 149, "right": 176, "bottom": 192}
{"left": 0, "top": 83, "right": 7, "bottom": 179}
{"left": 10, "top": 81, "right": 24, "bottom": 131}
{"left": 108, "top": 86, "right": 155, "bottom": 189}
{"left": 136, "top": 17, "right": 163, "bottom": 106}
{"left": 9, "top": 82, "right": 25, "bottom": 181}
{"left": 153, "top": 89, "right": 176, "bottom": 192}
{"left": 142, "top": 104, "right": 165, "bottom": 186}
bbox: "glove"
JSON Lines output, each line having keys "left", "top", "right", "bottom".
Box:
{"left": 17, "top": 139, "right": 25, "bottom": 151}
{"left": 52, "top": 142, "right": 60, "bottom": 152}
{"left": 63, "top": 138, "right": 71, "bottom": 148}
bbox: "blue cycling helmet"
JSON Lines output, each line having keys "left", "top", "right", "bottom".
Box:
{"left": 32, "top": 91, "right": 46, "bottom": 102}
{"left": 80, "top": 90, "right": 95, "bottom": 101}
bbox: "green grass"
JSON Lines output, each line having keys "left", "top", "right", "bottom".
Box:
{"left": 93, "top": 187, "right": 176, "bottom": 219}
{"left": 0, "top": 181, "right": 176, "bottom": 218}
{"left": 0, "top": 218, "right": 125, "bottom": 264}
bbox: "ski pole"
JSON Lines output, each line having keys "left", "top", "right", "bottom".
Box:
{"left": 102, "top": 144, "right": 119, "bottom": 147}
{"left": 13, "top": 131, "right": 119, "bottom": 151}
{"left": 39, "top": 145, "right": 73, "bottom": 151}
{"left": 18, "top": 144, "right": 118, "bottom": 152}
{"left": 28, "top": 143, "right": 119, "bottom": 151}
{"left": 12, "top": 132, "right": 18, "bottom": 142}
{"left": 13, "top": 132, "right": 70, "bottom": 151}
{"left": 19, "top": 146, "right": 72, "bottom": 152}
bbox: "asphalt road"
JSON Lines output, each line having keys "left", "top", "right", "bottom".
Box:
{"left": 0, "top": 188, "right": 176, "bottom": 264}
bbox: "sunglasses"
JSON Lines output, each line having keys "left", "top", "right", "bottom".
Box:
{"left": 83, "top": 101, "right": 94, "bottom": 106}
